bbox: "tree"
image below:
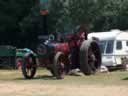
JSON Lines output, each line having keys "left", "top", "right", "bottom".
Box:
{"left": 68, "top": 0, "right": 102, "bottom": 29}
{"left": 93, "top": 0, "right": 128, "bottom": 31}
{"left": 0, "top": 0, "right": 36, "bottom": 46}
{"left": 1, "top": 0, "right": 128, "bottom": 48}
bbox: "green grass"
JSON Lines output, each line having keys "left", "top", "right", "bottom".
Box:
{"left": 0, "top": 68, "right": 128, "bottom": 86}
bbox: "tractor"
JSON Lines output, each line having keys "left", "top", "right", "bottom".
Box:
{"left": 21, "top": 25, "right": 101, "bottom": 79}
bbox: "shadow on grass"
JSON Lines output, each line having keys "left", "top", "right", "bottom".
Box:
{"left": 15, "top": 74, "right": 81, "bottom": 81}
{"left": 122, "top": 77, "right": 128, "bottom": 80}
{"left": 15, "top": 75, "right": 57, "bottom": 81}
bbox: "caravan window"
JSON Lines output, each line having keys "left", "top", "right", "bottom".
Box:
{"left": 99, "top": 40, "right": 114, "bottom": 54}
{"left": 106, "top": 40, "right": 114, "bottom": 54}
{"left": 116, "top": 41, "right": 122, "bottom": 50}
{"left": 126, "top": 41, "right": 128, "bottom": 46}
{"left": 99, "top": 41, "right": 107, "bottom": 53}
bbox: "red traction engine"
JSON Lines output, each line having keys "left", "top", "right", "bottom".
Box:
{"left": 21, "top": 28, "right": 101, "bottom": 79}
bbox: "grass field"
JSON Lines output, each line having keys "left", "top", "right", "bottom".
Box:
{"left": 0, "top": 69, "right": 128, "bottom": 96}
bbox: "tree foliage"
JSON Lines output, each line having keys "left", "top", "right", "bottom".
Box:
{"left": 1, "top": 0, "right": 128, "bottom": 48}
{"left": 0, "top": 0, "right": 36, "bottom": 46}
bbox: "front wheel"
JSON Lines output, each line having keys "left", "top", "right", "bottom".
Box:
{"left": 22, "top": 53, "right": 37, "bottom": 79}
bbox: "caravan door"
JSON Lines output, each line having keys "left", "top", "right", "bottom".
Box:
{"left": 100, "top": 40, "right": 116, "bottom": 66}
{"left": 114, "top": 40, "right": 128, "bottom": 65}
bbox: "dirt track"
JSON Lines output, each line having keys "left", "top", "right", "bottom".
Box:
{"left": 0, "top": 70, "right": 128, "bottom": 96}
{"left": 0, "top": 82, "right": 128, "bottom": 96}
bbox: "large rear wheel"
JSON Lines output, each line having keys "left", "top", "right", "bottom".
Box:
{"left": 80, "top": 40, "right": 101, "bottom": 75}
{"left": 22, "top": 54, "right": 37, "bottom": 79}
{"left": 53, "top": 52, "right": 66, "bottom": 79}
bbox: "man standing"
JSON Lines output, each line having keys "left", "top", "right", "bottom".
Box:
{"left": 68, "top": 24, "right": 88, "bottom": 72}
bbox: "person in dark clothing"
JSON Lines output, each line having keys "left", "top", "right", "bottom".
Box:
{"left": 69, "top": 24, "right": 88, "bottom": 70}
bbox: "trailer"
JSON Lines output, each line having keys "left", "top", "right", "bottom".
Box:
{"left": 88, "top": 29, "right": 128, "bottom": 69}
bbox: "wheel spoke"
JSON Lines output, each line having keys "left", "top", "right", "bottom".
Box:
{"left": 88, "top": 47, "right": 97, "bottom": 72}
{"left": 57, "top": 59, "right": 64, "bottom": 76}
{"left": 26, "top": 68, "right": 30, "bottom": 76}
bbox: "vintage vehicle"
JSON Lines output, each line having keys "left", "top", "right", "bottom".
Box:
{"left": 21, "top": 26, "right": 101, "bottom": 79}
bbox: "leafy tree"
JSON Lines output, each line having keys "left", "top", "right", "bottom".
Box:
{"left": 93, "top": 0, "right": 128, "bottom": 31}
{"left": 0, "top": 0, "right": 36, "bottom": 46}
{"left": 1, "top": 0, "right": 128, "bottom": 48}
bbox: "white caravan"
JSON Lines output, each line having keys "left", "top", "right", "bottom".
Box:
{"left": 88, "top": 29, "right": 128, "bottom": 67}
